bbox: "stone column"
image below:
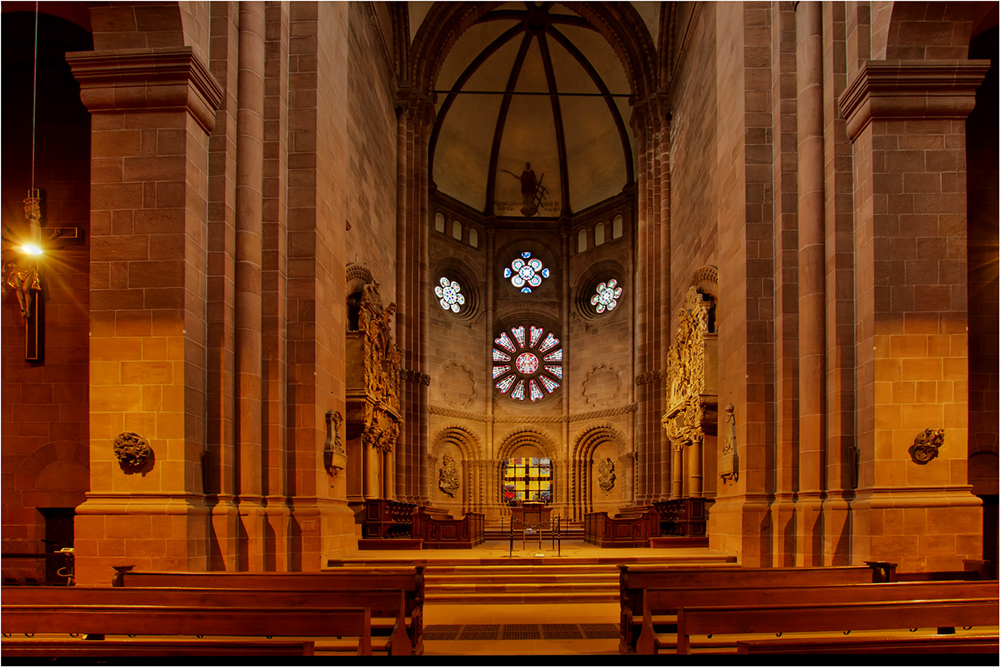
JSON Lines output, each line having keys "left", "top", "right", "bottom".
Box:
{"left": 671, "top": 442, "right": 684, "bottom": 499}
{"left": 795, "top": 0, "right": 826, "bottom": 566}
{"left": 840, "top": 60, "right": 989, "bottom": 570}
{"left": 234, "top": 0, "right": 267, "bottom": 572}
{"left": 68, "top": 47, "right": 223, "bottom": 584}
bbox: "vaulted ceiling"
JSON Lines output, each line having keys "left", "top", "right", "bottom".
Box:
{"left": 413, "top": 2, "right": 654, "bottom": 219}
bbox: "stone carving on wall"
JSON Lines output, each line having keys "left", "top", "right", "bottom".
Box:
{"left": 583, "top": 365, "right": 621, "bottom": 407}
{"left": 441, "top": 361, "right": 476, "bottom": 408}
{"left": 598, "top": 457, "right": 616, "bottom": 492}
{"left": 909, "top": 428, "right": 944, "bottom": 465}
{"left": 324, "top": 410, "right": 347, "bottom": 475}
{"left": 356, "top": 281, "right": 402, "bottom": 453}
{"left": 719, "top": 403, "right": 739, "bottom": 482}
{"left": 439, "top": 452, "right": 460, "bottom": 497}
{"left": 114, "top": 432, "right": 152, "bottom": 470}
{"left": 662, "top": 287, "right": 717, "bottom": 498}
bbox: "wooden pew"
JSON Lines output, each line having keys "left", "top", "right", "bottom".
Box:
{"left": 3, "top": 585, "right": 409, "bottom": 655}
{"left": 1, "top": 639, "right": 316, "bottom": 658}
{"left": 114, "top": 565, "right": 424, "bottom": 654}
{"left": 675, "top": 598, "right": 999, "bottom": 654}
{"left": 636, "top": 581, "right": 1000, "bottom": 654}
{"left": 736, "top": 635, "right": 1000, "bottom": 654}
{"left": 617, "top": 563, "right": 889, "bottom": 653}
{"left": 1, "top": 605, "right": 372, "bottom": 655}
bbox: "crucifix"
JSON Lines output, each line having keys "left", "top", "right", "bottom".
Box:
{"left": 2, "top": 189, "right": 81, "bottom": 362}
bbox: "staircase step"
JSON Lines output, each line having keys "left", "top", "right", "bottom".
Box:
{"left": 424, "top": 591, "right": 619, "bottom": 604}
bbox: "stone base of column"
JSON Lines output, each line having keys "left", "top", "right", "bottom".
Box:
{"left": 290, "top": 498, "right": 357, "bottom": 567}
{"left": 263, "top": 498, "right": 293, "bottom": 572}
{"left": 73, "top": 493, "right": 209, "bottom": 586}
{"left": 852, "top": 486, "right": 983, "bottom": 571}
{"left": 822, "top": 494, "right": 853, "bottom": 566}
{"left": 770, "top": 496, "right": 797, "bottom": 567}
{"left": 707, "top": 494, "right": 771, "bottom": 566}
{"left": 794, "top": 494, "right": 824, "bottom": 567}
{"left": 237, "top": 497, "right": 266, "bottom": 571}
{"left": 207, "top": 496, "right": 240, "bottom": 571}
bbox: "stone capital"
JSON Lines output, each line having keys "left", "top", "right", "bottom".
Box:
{"left": 67, "top": 47, "right": 224, "bottom": 134}
{"left": 839, "top": 60, "right": 990, "bottom": 141}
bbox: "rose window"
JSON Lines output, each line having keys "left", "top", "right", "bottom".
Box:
{"left": 503, "top": 251, "right": 550, "bottom": 292}
{"left": 434, "top": 277, "right": 466, "bottom": 313}
{"left": 493, "top": 324, "right": 562, "bottom": 401}
{"left": 590, "top": 279, "right": 623, "bottom": 313}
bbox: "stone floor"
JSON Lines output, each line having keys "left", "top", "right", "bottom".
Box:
{"left": 331, "top": 539, "right": 736, "bottom": 655}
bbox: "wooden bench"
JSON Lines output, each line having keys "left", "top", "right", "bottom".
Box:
{"left": 3, "top": 585, "right": 409, "bottom": 655}
{"left": 1, "top": 604, "right": 372, "bottom": 655}
{"left": 617, "top": 563, "right": 889, "bottom": 653}
{"left": 637, "top": 580, "right": 1000, "bottom": 654}
{"left": 675, "top": 598, "right": 1000, "bottom": 654}
{"left": 1, "top": 639, "right": 316, "bottom": 658}
{"left": 114, "top": 565, "right": 424, "bottom": 654}
{"left": 736, "top": 635, "right": 1000, "bottom": 654}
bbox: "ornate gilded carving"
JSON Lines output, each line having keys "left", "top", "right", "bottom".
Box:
{"left": 719, "top": 403, "right": 739, "bottom": 482}
{"left": 355, "top": 281, "right": 403, "bottom": 454}
{"left": 439, "top": 452, "right": 460, "bottom": 497}
{"left": 665, "top": 287, "right": 710, "bottom": 411}
{"left": 909, "top": 428, "right": 944, "bottom": 465}
{"left": 598, "top": 457, "right": 616, "bottom": 492}
{"left": 114, "top": 432, "right": 152, "bottom": 470}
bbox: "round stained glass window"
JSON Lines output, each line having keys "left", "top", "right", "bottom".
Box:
{"left": 590, "top": 279, "right": 623, "bottom": 314}
{"left": 435, "top": 277, "right": 466, "bottom": 313}
{"left": 493, "top": 325, "right": 562, "bottom": 402}
{"left": 503, "top": 252, "right": 550, "bottom": 293}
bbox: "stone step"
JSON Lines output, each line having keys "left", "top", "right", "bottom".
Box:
{"left": 426, "top": 573, "right": 617, "bottom": 585}
{"left": 424, "top": 590, "right": 620, "bottom": 604}
{"left": 427, "top": 581, "right": 616, "bottom": 593}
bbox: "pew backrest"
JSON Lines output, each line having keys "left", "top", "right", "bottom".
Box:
{"left": 0, "top": 639, "right": 316, "bottom": 658}
{"left": 2, "top": 586, "right": 409, "bottom": 655}
{"left": 735, "top": 635, "right": 1000, "bottom": 654}
{"left": 2, "top": 605, "right": 372, "bottom": 655}
{"left": 676, "top": 598, "right": 1000, "bottom": 654}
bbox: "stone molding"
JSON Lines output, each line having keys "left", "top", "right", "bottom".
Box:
{"left": 67, "top": 47, "right": 224, "bottom": 134}
{"left": 400, "top": 368, "right": 431, "bottom": 386}
{"left": 635, "top": 370, "right": 667, "bottom": 386}
{"left": 839, "top": 60, "right": 990, "bottom": 141}
{"left": 428, "top": 403, "right": 637, "bottom": 423}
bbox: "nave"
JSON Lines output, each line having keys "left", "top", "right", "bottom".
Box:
{"left": 3, "top": 539, "right": 997, "bottom": 658}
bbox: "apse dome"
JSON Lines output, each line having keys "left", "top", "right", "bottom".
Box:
{"left": 429, "top": 2, "right": 636, "bottom": 218}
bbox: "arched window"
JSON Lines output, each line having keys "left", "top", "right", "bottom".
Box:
{"left": 434, "top": 212, "right": 445, "bottom": 233}
{"left": 612, "top": 214, "right": 623, "bottom": 239}
{"left": 452, "top": 220, "right": 463, "bottom": 240}
{"left": 469, "top": 228, "right": 479, "bottom": 248}
{"left": 502, "top": 457, "right": 552, "bottom": 504}
{"left": 578, "top": 229, "right": 587, "bottom": 253}
{"left": 595, "top": 222, "right": 605, "bottom": 246}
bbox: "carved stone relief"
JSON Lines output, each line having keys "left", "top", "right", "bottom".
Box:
{"left": 582, "top": 364, "right": 621, "bottom": 407}
{"left": 356, "top": 281, "right": 402, "bottom": 453}
{"left": 114, "top": 432, "right": 152, "bottom": 471}
{"left": 909, "top": 428, "right": 944, "bottom": 464}
{"left": 597, "top": 457, "right": 615, "bottom": 492}
{"left": 440, "top": 361, "right": 476, "bottom": 408}
{"left": 439, "top": 452, "right": 460, "bottom": 497}
{"left": 719, "top": 403, "right": 738, "bottom": 482}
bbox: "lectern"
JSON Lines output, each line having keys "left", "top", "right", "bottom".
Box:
{"left": 509, "top": 502, "right": 552, "bottom": 550}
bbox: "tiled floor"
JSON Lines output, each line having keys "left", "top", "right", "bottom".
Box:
{"left": 423, "top": 602, "right": 621, "bottom": 655}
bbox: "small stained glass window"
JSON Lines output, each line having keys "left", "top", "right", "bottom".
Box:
{"left": 503, "top": 251, "right": 550, "bottom": 293}
{"left": 590, "top": 279, "right": 623, "bottom": 314}
{"left": 435, "top": 277, "right": 466, "bottom": 313}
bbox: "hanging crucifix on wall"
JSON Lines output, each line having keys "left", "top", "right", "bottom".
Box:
{"left": 1, "top": 190, "right": 81, "bottom": 362}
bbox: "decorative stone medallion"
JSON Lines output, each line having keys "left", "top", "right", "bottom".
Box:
{"left": 909, "top": 428, "right": 944, "bottom": 465}
{"left": 114, "top": 432, "right": 152, "bottom": 469}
